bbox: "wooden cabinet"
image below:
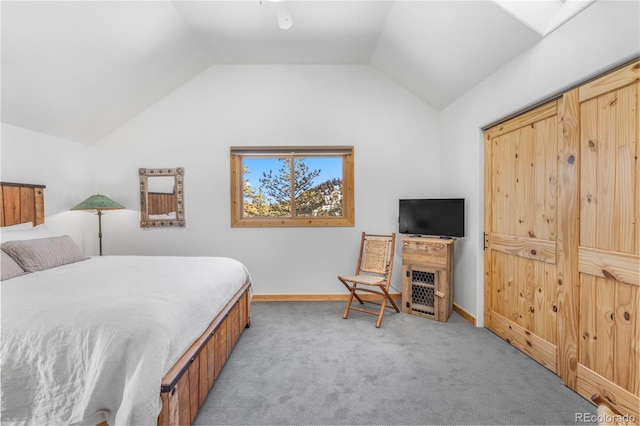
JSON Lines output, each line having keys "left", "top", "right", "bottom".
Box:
{"left": 401, "top": 237, "right": 455, "bottom": 322}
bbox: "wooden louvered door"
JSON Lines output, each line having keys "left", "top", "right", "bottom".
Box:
{"left": 484, "top": 61, "right": 639, "bottom": 417}
{"left": 571, "top": 62, "right": 639, "bottom": 417}
{"left": 484, "top": 100, "right": 561, "bottom": 373}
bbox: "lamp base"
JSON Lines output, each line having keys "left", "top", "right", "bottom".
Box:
{"left": 97, "top": 210, "right": 103, "bottom": 256}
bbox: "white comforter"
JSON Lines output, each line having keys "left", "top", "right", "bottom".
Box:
{"left": 1, "top": 256, "right": 251, "bottom": 425}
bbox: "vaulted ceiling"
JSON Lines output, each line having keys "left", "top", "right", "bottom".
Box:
{"left": 1, "top": 1, "right": 595, "bottom": 145}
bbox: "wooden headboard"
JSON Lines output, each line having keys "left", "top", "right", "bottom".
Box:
{"left": 148, "top": 192, "right": 177, "bottom": 215}
{"left": 0, "top": 182, "right": 46, "bottom": 227}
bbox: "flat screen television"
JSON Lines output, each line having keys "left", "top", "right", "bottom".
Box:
{"left": 399, "top": 198, "right": 465, "bottom": 238}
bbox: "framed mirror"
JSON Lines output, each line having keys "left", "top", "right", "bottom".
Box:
{"left": 139, "top": 167, "right": 185, "bottom": 227}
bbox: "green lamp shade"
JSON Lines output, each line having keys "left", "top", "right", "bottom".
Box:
{"left": 71, "top": 194, "right": 125, "bottom": 211}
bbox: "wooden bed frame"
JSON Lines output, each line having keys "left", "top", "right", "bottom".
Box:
{"left": 0, "top": 182, "right": 252, "bottom": 425}
{"left": 159, "top": 282, "right": 251, "bottom": 425}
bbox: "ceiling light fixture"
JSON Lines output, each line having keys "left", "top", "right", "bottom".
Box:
{"left": 275, "top": 2, "right": 292, "bottom": 30}
{"left": 261, "top": 0, "right": 292, "bottom": 30}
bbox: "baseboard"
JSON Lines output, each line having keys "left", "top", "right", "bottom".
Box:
{"left": 252, "top": 293, "right": 402, "bottom": 302}
{"left": 453, "top": 303, "right": 476, "bottom": 326}
{"left": 251, "top": 295, "right": 475, "bottom": 325}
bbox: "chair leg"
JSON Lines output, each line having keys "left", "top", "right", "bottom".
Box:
{"left": 382, "top": 286, "right": 401, "bottom": 313}
{"left": 375, "top": 293, "right": 386, "bottom": 328}
{"left": 343, "top": 283, "right": 358, "bottom": 319}
{"left": 338, "top": 276, "right": 364, "bottom": 304}
{"left": 375, "top": 285, "right": 400, "bottom": 327}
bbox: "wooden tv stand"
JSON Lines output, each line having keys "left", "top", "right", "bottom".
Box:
{"left": 401, "top": 237, "right": 455, "bottom": 322}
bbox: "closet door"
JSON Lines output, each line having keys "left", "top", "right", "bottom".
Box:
{"left": 484, "top": 100, "right": 561, "bottom": 373}
{"left": 572, "top": 62, "right": 639, "bottom": 417}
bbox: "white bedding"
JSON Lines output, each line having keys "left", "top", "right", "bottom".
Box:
{"left": 148, "top": 212, "right": 176, "bottom": 220}
{"left": 1, "top": 255, "right": 251, "bottom": 425}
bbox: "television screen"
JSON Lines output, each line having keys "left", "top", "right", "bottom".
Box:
{"left": 399, "top": 198, "right": 465, "bottom": 238}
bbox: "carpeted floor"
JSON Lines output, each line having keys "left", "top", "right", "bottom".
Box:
{"left": 193, "top": 302, "right": 597, "bottom": 425}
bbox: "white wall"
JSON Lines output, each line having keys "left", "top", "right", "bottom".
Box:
{"left": 92, "top": 64, "right": 440, "bottom": 296}
{"left": 0, "top": 124, "right": 97, "bottom": 251}
{"left": 3, "top": 0, "right": 637, "bottom": 321}
{"left": 439, "top": 0, "right": 640, "bottom": 326}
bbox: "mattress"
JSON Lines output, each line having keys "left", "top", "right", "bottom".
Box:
{"left": 1, "top": 255, "right": 251, "bottom": 425}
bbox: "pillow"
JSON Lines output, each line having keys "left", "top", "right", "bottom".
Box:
{"left": 1, "top": 235, "right": 88, "bottom": 272}
{"left": 1, "top": 250, "right": 27, "bottom": 281}
{"left": 0, "top": 224, "right": 52, "bottom": 243}
{"left": 2, "top": 222, "right": 34, "bottom": 231}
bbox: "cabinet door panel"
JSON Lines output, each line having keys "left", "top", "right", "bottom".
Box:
{"left": 484, "top": 100, "right": 560, "bottom": 373}
{"left": 407, "top": 266, "right": 439, "bottom": 319}
{"left": 575, "top": 65, "right": 639, "bottom": 416}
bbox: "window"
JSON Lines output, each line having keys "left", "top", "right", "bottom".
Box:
{"left": 230, "top": 146, "right": 354, "bottom": 227}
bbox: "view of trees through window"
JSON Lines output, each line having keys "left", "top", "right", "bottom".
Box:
{"left": 242, "top": 156, "right": 343, "bottom": 218}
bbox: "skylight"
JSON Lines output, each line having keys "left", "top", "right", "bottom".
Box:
{"left": 493, "top": 0, "right": 596, "bottom": 37}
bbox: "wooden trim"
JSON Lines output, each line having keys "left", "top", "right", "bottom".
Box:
{"left": 342, "top": 151, "right": 355, "bottom": 226}
{"left": 483, "top": 131, "right": 492, "bottom": 328}
{"left": 486, "top": 310, "right": 557, "bottom": 372}
{"left": 230, "top": 154, "right": 241, "bottom": 229}
{"left": 487, "top": 101, "right": 557, "bottom": 139}
{"left": 230, "top": 146, "right": 354, "bottom": 155}
{"left": 453, "top": 303, "right": 476, "bottom": 326}
{"left": 576, "top": 364, "right": 640, "bottom": 419}
{"left": 483, "top": 58, "right": 639, "bottom": 132}
{"left": 578, "top": 247, "right": 640, "bottom": 287}
{"left": 579, "top": 61, "right": 640, "bottom": 103}
{"left": 489, "top": 233, "right": 557, "bottom": 264}
{"left": 252, "top": 293, "right": 402, "bottom": 302}
{"left": 231, "top": 217, "right": 355, "bottom": 228}
{"left": 0, "top": 182, "right": 46, "bottom": 189}
{"left": 557, "top": 89, "right": 580, "bottom": 388}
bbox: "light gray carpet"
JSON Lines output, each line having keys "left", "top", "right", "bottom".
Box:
{"left": 193, "top": 302, "right": 596, "bottom": 425}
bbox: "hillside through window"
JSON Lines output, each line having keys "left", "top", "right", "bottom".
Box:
{"left": 230, "top": 146, "right": 354, "bottom": 227}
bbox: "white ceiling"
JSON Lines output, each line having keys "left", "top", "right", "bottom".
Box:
{"left": 0, "top": 0, "right": 595, "bottom": 145}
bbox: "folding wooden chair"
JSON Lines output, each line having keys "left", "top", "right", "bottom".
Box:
{"left": 338, "top": 232, "right": 399, "bottom": 328}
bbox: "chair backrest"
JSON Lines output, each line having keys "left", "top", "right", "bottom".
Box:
{"left": 357, "top": 233, "right": 396, "bottom": 278}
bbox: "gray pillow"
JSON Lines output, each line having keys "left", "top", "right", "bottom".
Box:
{"left": 1, "top": 250, "right": 27, "bottom": 281}
{"left": 1, "top": 236, "right": 88, "bottom": 273}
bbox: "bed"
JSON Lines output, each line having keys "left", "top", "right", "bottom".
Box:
{"left": 0, "top": 182, "right": 252, "bottom": 425}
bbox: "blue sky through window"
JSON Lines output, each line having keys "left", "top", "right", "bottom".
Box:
{"left": 243, "top": 157, "right": 342, "bottom": 190}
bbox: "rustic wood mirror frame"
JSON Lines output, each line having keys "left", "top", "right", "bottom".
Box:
{"left": 139, "top": 167, "right": 185, "bottom": 228}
